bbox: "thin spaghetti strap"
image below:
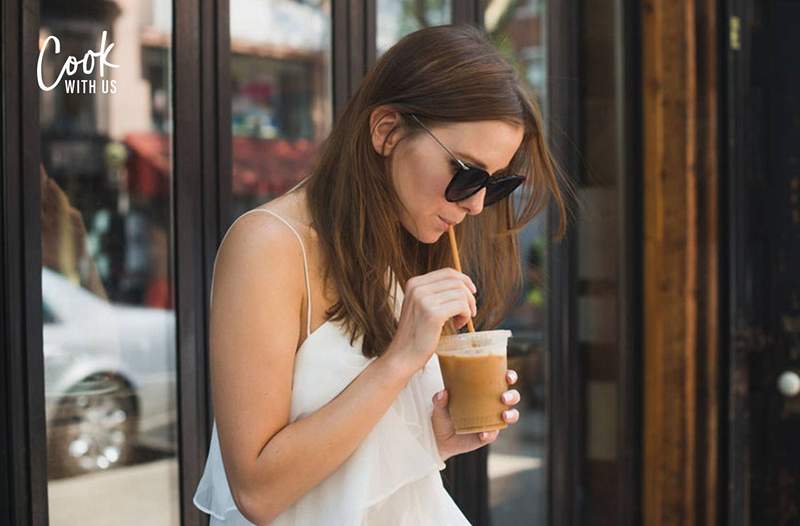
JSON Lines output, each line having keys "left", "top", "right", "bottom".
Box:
{"left": 285, "top": 175, "right": 310, "bottom": 194}
{"left": 209, "top": 208, "right": 313, "bottom": 339}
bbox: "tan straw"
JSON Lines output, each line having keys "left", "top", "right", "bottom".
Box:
{"left": 447, "top": 225, "right": 476, "bottom": 333}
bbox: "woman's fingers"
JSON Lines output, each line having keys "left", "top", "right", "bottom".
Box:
{"left": 500, "top": 388, "right": 521, "bottom": 422}
{"left": 501, "top": 389, "right": 521, "bottom": 406}
{"left": 415, "top": 278, "right": 475, "bottom": 296}
{"left": 478, "top": 430, "right": 499, "bottom": 442}
{"left": 506, "top": 369, "right": 518, "bottom": 384}
{"left": 437, "top": 297, "right": 475, "bottom": 323}
{"left": 406, "top": 268, "right": 476, "bottom": 294}
{"left": 412, "top": 279, "right": 476, "bottom": 316}
{"left": 453, "top": 314, "right": 471, "bottom": 330}
{"left": 434, "top": 288, "right": 477, "bottom": 316}
{"left": 502, "top": 409, "right": 520, "bottom": 423}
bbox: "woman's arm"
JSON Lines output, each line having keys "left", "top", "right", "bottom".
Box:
{"left": 238, "top": 348, "right": 412, "bottom": 524}
{"left": 209, "top": 213, "right": 416, "bottom": 525}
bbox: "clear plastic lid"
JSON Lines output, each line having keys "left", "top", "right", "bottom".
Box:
{"left": 435, "top": 329, "right": 512, "bottom": 356}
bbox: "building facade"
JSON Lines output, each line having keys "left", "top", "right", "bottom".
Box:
{"left": 2, "top": 0, "right": 798, "bottom": 525}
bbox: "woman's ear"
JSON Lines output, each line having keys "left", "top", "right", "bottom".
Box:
{"left": 369, "top": 106, "right": 404, "bottom": 157}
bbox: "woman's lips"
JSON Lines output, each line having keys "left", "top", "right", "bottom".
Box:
{"left": 438, "top": 216, "right": 453, "bottom": 230}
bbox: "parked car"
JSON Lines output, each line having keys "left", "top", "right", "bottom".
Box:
{"left": 42, "top": 267, "right": 177, "bottom": 478}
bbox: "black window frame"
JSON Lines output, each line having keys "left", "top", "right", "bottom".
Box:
{"left": 2, "top": 0, "right": 49, "bottom": 524}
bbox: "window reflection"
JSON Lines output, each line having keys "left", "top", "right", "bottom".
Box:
{"left": 376, "top": 0, "right": 452, "bottom": 57}
{"left": 230, "top": 0, "right": 333, "bottom": 218}
{"left": 578, "top": 1, "right": 624, "bottom": 522}
{"left": 479, "top": 1, "right": 549, "bottom": 524}
{"left": 39, "top": 1, "right": 179, "bottom": 523}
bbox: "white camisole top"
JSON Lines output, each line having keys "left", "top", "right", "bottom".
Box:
{"left": 192, "top": 208, "right": 471, "bottom": 525}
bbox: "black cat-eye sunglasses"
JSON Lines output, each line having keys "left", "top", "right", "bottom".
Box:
{"left": 409, "top": 114, "right": 526, "bottom": 206}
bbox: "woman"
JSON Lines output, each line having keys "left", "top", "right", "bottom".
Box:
{"left": 194, "top": 24, "right": 569, "bottom": 525}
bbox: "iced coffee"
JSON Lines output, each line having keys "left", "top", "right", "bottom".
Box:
{"left": 435, "top": 329, "right": 512, "bottom": 435}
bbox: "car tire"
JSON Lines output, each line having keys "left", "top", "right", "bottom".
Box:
{"left": 47, "top": 374, "right": 138, "bottom": 479}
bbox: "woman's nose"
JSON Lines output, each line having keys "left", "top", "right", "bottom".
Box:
{"left": 458, "top": 188, "right": 486, "bottom": 215}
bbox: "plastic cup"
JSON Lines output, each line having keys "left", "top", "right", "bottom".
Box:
{"left": 435, "top": 329, "right": 512, "bottom": 435}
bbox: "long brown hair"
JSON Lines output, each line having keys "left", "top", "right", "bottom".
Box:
{"left": 296, "top": 24, "right": 573, "bottom": 358}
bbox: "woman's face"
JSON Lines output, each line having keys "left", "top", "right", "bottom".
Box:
{"left": 371, "top": 109, "right": 524, "bottom": 243}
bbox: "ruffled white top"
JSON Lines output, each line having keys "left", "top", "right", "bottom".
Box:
{"left": 192, "top": 208, "right": 471, "bottom": 525}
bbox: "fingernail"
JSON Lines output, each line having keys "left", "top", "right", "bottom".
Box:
{"left": 509, "top": 371, "right": 518, "bottom": 382}
{"left": 502, "top": 392, "right": 511, "bottom": 403}
{"left": 479, "top": 432, "right": 487, "bottom": 440}
{"left": 503, "top": 410, "right": 512, "bottom": 419}
{"left": 436, "top": 391, "right": 444, "bottom": 401}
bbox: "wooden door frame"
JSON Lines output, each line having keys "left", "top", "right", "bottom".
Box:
{"left": 640, "top": 0, "right": 723, "bottom": 524}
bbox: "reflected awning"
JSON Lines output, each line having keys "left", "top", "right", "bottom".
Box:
{"left": 123, "top": 132, "right": 318, "bottom": 198}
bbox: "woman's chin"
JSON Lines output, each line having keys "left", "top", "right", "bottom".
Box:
{"left": 425, "top": 229, "right": 447, "bottom": 244}
{"left": 401, "top": 221, "right": 444, "bottom": 244}
{"left": 409, "top": 230, "right": 441, "bottom": 245}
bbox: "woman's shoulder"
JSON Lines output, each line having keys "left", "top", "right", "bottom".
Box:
{"left": 226, "top": 187, "right": 309, "bottom": 238}
{"left": 226, "top": 207, "right": 298, "bottom": 246}
{"left": 211, "top": 210, "right": 308, "bottom": 320}
{"left": 216, "top": 204, "right": 309, "bottom": 275}
{"left": 253, "top": 189, "right": 315, "bottom": 232}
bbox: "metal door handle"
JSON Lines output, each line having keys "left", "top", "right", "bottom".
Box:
{"left": 777, "top": 370, "right": 800, "bottom": 398}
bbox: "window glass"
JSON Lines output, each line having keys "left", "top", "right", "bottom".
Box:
{"left": 577, "top": 2, "right": 625, "bottom": 522}
{"left": 376, "top": 0, "right": 452, "bottom": 57}
{"left": 39, "top": 1, "right": 179, "bottom": 523}
{"left": 229, "top": 0, "right": 333, "bottom": 219}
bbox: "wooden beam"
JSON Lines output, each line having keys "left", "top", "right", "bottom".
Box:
{"left": 642, "top": 0, "right": 719, "bottom": 524}
{"left": 642, "top": 0, "right": 697, "bottom": 523}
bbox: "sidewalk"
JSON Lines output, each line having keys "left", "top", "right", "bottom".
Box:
{"left": 48, "top": 458, "right": 179, "bottom": 525}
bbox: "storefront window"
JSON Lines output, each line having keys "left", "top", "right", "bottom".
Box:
{"left": 39, "top": 1, "right": 179, "bottom": 523}
{"left": 376, "top": 0, "right": 451, "bottom": 58}
{"left": 229, "top": 0, "right": 333, "bottom": 219}
{"left": 578, "top": 2, "right": 625, "bottom": 523}
{"left": 480, "top": 1, "right": 549, "bottom": 523}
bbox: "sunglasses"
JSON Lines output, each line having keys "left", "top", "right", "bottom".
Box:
{"left": 409, "top": 114, "right": 526, "bottom": 206}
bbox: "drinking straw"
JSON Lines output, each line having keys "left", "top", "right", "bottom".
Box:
{"left": 447, "top": 225, "right": 476, "bottom": 333}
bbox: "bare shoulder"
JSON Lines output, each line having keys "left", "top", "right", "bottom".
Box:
{"left": 211, "top": 208, "right": 308, "bottom": 321}
{"left": 217, "top": 208, "right": 306, "bottom": 269}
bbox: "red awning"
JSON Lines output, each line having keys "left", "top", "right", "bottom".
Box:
{"left": 123, "top": 132, "right": 319, "bottom": 198}
{"left": 124, "top": 132, "right": 171, "bottom": 198}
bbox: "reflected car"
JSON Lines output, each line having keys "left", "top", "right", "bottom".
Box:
{"left": 42, "top": 267, "right": 177, "bottom": 478}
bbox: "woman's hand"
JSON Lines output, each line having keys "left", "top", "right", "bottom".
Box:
{"left": 431, "top": 369, "right": 521, "bottom": 462}
{"left": 384, "top": 268, "right": 477, "bottom": 375}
